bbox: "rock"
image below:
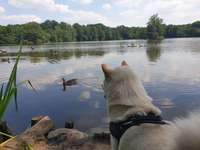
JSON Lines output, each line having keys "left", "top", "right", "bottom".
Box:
{"left": 0, "top": 116, "right": 54, "bottom": 150}
{"left": 47, "top": 128, "right": 88, "bottom": 145}
{"left": 0, "top": 116, "right": 111, "bottom": 150}
{"left": 77, "top": 140, "right": 111, "bottom": 150}
{"left": 93, "top": 132, "right": 110, "bottom": 143}
{"left": 25, "top": 116, "right": 54, "bottom": 136}
{"left": 90, "top": 127, "right": 110, "bottom": 143}
{"left": 31, "top": 115, "right": 45, "bottom": 126}
{"left": 65, "top": 121, "right": 74, "bottom": 129}
{"left": 49, "top": 136, "right": 111, "bottom": 150}
{"left": 0, "top": 121, "right": 12, "bottom": 143}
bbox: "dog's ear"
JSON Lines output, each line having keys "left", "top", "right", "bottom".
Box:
{"left": 121, "top": 60, "right": 128, "bottom": 66}
{"left": 101, "top": 64, "right": 113, "bottom": 78}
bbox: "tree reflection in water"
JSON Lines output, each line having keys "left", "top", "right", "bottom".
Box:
{"left": 146, "top": 41, "right": 162, "bottom": 62}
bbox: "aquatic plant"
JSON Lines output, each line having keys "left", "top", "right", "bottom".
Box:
{"left": 0, "top": 46, "right": 34, "bottom": 121}
{"left": 0, "top": 46, "right": 34, "bottom": 149}
{"left": 0, "top": 49, "right": 21, "bottom": 120}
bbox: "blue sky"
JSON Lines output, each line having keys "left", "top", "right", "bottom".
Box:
{"left": 0, "top": 0, "right": 200, "bottom": 27}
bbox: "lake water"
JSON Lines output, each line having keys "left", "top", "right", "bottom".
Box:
{"left": 0, "top": 38, "right": 200, "bottom": 134}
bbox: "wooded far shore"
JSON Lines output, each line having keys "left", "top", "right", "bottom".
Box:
{"left": 0, "top": 17, "right": 200, "bottom": 45}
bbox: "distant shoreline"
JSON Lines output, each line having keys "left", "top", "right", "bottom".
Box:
{"left": 0, "top": 20, "right": 200, "bottom": 45}
{"left": 0, "top": 37, "right": 200, "bottom": 47}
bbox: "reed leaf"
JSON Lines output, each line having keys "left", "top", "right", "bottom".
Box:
{"left": 0, "top": 49, "right": 21, "bottom": 121}
{"left": 0, "top": 84, "right": 4, "bottom": 100}
{"left": 0, "top": 42, "right": 35, "bottom": 149}
{"left": 0, "top": 131, "right": 14, "bottom": 138}
{"left": 3, "top": 52, "right": 20, "bottom": 101}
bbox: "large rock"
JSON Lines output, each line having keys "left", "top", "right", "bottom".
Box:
{"left": 0, "top": 116, "right": 111, "bottom": 150}
{"left": 0, "top": 116, "right": 54, "bottom": 150}
{"left": 31, "top": 115, "right": 45, "bottom": 126}
{"left": 49, "top": 138, "right": 111, "bottom": 150}
{"left": 47, "top": 128, "right": 111, "bottom": 150}
{"left": 47, "top": 128, "right": 88, "bottom": 145}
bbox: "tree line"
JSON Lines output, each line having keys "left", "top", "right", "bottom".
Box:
{"left": 0, "top": 15, "right": 200, "bottom": 45}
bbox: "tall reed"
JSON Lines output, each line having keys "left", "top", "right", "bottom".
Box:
{"left": 0, "top": 46, "right": 33, "bottom": 149}
{"left": 0, "top": 46, "right": 34, "bottom": 121}
{"left": 0, "top": 48, "right": 21, "bottom": 121}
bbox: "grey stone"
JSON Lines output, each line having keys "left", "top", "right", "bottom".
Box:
{"left": 0, "top": 121, "right": 12, "bottom": 143}
{"left": 47, "top": 128, "right": 88, "bottom": 145}
{"left": 31, "top": 115, "right": 45, "bottom": 126}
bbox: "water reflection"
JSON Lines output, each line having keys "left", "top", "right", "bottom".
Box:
{"left": 146, "top": 41, "right": 162, "bottom": 62}
{"left": 0, "top": 58, "right": 10, "bottom": 63}
{"left": 0, "top": 50, "right": 106, "bottom": 64}
{"left": 80, "top": 91, "right": 91, "bottom": 101}
{"left": 156, "top": 98, "right": 175, "bottom": 109}
{"left": 0, "top": 38, "right": 200, "bottom": 134}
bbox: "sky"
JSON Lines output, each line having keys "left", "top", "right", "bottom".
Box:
{"left": 0, "top": 0, "right": 200, "bottom": 27}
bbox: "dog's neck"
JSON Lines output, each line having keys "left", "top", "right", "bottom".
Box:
{"left": 108, "top": 103, "right": 161, "bottom": 122}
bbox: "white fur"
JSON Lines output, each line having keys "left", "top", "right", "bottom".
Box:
{"left": 102, "top": 64, "right": 200, "bottom": 150}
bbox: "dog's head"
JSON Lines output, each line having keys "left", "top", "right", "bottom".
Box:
{"left": 102, "top": 60, "right": 133, "bottom": 94}
{"left": 101, "top": 61, "right": 161, "bottom": 118}
{"left": 101, "top": 60, "right": 141, "bottom": 105}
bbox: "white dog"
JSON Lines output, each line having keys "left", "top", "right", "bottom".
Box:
{"left": 102, "top": 60, "right": 200, "bottom": 150}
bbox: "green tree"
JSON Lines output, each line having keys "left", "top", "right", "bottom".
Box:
{"left": 165, "top": 25, "right": 177, "bottom": 38}
{"left": 73, "top": 23, "right": 85, "bottom": 41}
{"left": 191, "top": 21, "right": 200, "bottom": 37}
{"left": 117, "top": 25, "right": 131, "bottom": 39}
{"left": 1, "top": 19, "right": 200, "bottom": 45}
{"left": 21, "top": 22, "right": 48, "bottom": 44}
{"left": 147, "top": 14, "right": 164, "bottom": 40}
{"left": 54, "top": 22, "right": 76, "bottom": 42}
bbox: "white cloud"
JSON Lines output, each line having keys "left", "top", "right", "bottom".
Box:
{"left": 110, "top": 0, "right": 178, "bottom": 9}
{"left": 9, "top": 0, "right": 69, "bottom": 13}
{"left": 111, "top": 0, "right": 142, "bottom": 8}
{"left": 116, "top": 0, "right": 200, "bottom": 26}
{"left": 7, "top": 0, "right": 114, "bottom": 26}
{"left": 0, "top": 4, "right": 41, "bottom": 25}
{"left": 102, "top": 3, "right": 111, "bottom": 11}
{"left": 3, "top": 0, "right": 200, "bottom": 26}
{"left": 0, "top": 6, "right": 5, "bottom": 14}
{"left": 79, "top": 0, "right": 94, "bottom": 5}
{"left": 65, "top": 10, "right": 113, "bottom": 25}
{"left": 0, "top": 14, "right": 42, "bottom": 25}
